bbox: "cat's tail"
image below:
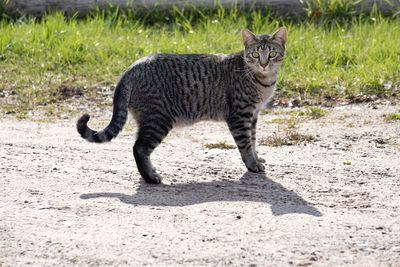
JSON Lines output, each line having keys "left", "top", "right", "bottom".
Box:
{"left": 76, "top": 80, "right": 130, "bottom": 143}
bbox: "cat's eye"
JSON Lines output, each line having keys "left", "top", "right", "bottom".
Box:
{"left": 251, "top": 51, "right": 260, "bottom": 58}
{"left": 269, "top": 51, "right": 278, "bottom": 57}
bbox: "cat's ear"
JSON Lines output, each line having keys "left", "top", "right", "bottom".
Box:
{"left": 271, "top": 27, "right": 288, "bottom": 46}
{"left": 241, "top": 29, "right": 258, "bottom": 47}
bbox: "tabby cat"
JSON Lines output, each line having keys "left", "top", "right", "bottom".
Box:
{"left": 77, "top": 27, "right": 287, "bottom": 184}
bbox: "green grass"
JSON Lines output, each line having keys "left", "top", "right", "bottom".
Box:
{"left": 305, "top": 107, "right": 329, "bottom": 119}
{"left": 384, "top": 113, "right": 400, "bottom": 121}
{"left": 267, "top": 107, "right": 328, "bottom": 125}
{"left": 0, "top": 7, "right": 399, "bottom": 116}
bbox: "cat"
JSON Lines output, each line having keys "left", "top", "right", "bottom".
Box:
{"left": 77, "top": 27, "right": 287, "bottom": 184}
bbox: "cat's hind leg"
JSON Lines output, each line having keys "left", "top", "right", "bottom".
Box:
{"left": 133, "top": 117, "right": 173, "bottom": 184}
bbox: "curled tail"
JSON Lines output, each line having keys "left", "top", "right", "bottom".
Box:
{"left": 77, "top": 80, "right": 130, "bottom": 143}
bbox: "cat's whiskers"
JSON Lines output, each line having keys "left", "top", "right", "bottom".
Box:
{"left": 240, "top": 69, "right": 261, "bottom": 88}
{"left": 236, "top": 67, "right": 255, "bottom": 82}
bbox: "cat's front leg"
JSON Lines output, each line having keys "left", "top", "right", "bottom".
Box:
{"left": 228, "top": 117, "right": 265, "bottom": 173}
{"left": 251, "top": 117, "right": 266, "bottom": 163}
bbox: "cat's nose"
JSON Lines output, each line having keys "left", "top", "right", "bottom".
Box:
{"left": 260, "top": 62, "right": 268, "bottom": 68}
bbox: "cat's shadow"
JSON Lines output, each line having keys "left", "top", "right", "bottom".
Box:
{"left": 80, "top": 172, "right": 322, "bottom": 216}
{"left": 81, "top": 172, "right": 322, "bottom": 216}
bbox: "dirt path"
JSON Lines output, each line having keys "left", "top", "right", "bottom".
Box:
{"left": 1, "top": 103, "right": 400, "bottom": 266}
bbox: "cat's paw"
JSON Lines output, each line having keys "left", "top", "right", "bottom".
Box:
{"left": 257, "top": 157, "right": 266, "bottom": 163}
{"left": 247, "top": 161, "right": 265, "bottom": 173}
{"left": 254, "top": 151, "right": 266, "bottom": 163}
{"left": 143, "top": 171, "right": 163, "bottom": 184}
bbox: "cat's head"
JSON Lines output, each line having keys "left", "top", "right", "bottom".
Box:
{"left": 241, "top": 27, "right": 287, "bottom": 75}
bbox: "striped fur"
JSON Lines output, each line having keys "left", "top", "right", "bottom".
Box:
{"left": 77, "top": 27, "right": 287, "bottom": 184}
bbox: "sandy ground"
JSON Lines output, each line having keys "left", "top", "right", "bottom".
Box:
{"left": 1, "top": 102, "right": 400, "bottom": 266}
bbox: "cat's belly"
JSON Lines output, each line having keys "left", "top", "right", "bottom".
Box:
{"left": 174, "top": 113, "right": 225, "bottom": 127}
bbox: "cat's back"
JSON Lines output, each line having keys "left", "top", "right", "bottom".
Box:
{"left": 131, "top": 53, "right": 226, "bottom": 71}
{"left": 125, "top": 53, "right": 237, "bottom": 91}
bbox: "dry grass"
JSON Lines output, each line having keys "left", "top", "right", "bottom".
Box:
{"left": 260, "top": 126, "right": 315, "bottom": 147}
{"left": 204, "top": 141, "right": 236, "bottom": 150}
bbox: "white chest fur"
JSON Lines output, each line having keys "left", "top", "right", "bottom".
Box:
{"left": 256, "top": 74, "right": 277, "bottom": 110}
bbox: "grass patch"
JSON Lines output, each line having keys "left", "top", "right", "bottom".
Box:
{"left": 1, "top": 103, "right": 27, "bottom": 119}
{"left": 384, "top": 113, "right": 400, "bottom": 122}
{"left": 305, "top": 107, "right": 329, "bottom": 119}
{"left": 260, "top": 129, "right": 315, "bottom": 147}
{"left": 269, "top": 116, "right": 299, "bottom": 124}
{"left": 267, "top": 107, "right": 329, "bottom": 124}
{"left": 260, "top": 119, "right": 315, "bottom": 146}
{"left": 0, "top": 6, "right": 399, "bottom": 116}
{"left": 204, "top": 141, "right": 236, "bottom": 150}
